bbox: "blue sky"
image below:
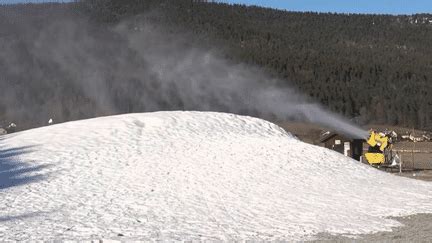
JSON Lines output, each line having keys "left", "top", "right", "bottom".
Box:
{"left": 1, "top": 0, "right": 431, "bottom": 15}
{"left": 222, "top": 0, "right": 432, "bottom": 15}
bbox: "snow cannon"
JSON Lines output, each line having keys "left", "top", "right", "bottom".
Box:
{"left": 364, "top": 130, "right": 397, "bottom": 165}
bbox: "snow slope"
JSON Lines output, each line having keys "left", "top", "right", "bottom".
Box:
{"left": 1, "top": 111, "right": 432, "bottom": 241}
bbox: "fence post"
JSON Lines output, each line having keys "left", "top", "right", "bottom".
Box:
{"left": 399, "top": 154, "right": 402, "bottom": 174}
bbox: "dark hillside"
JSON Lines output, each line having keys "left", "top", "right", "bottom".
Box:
{"left": 80, "top": 0, "right": 431, "bottom": 128}
{"left": 1, "top": 1, "right": 431, "bottom": 131}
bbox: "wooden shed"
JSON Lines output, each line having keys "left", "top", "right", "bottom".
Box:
{"left": 319, "top": 131, "right": 364, "bottom": 161}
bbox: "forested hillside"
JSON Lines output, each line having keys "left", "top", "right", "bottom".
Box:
{"left": 1, "top": 0, "right": 431, "bottom": 131}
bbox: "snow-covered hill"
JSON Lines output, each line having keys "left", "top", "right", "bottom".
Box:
{"left": 1, "top": 111, "right": 432, "bottom": 241}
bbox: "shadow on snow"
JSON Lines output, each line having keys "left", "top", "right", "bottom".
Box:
{"left": 0, "top": 136, "right": 52, "bottom": 190}
{"left": 0, "top": 211, "right": 46, "bottom": 223}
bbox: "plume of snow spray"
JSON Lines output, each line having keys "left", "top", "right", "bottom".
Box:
{"left": 114, "top": 20, "right": 368, "bottom": 139}
{"left": 0, "top": 10, "right": 368, "bottom": 138}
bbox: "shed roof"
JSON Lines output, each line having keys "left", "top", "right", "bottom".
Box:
{"left": 318, "top": 131, "right": 350, "bottom": 143}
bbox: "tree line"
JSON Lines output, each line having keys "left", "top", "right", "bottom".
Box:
{"left": 0, "top": 0, "right": 431, "bottom": 131}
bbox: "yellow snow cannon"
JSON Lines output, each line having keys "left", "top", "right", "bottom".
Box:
{"left": 365, "top": 130, "right": 394, "bottom": 165}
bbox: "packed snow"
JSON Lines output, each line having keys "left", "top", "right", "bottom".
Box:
{"left": 1, "top": 111, "right": 432, "bottom": 241}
